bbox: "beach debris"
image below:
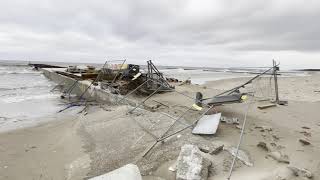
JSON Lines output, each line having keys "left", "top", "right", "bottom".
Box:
{"left": 192, "top": 103, "right": 203, "bottom": 111}
{"left": 192, "top": 113, "right": 221, "bottom": 135}
{"left": 302, "top": 126, "right": 311, "bottom": 129}
{"left": 266, "top": 151, "right": 290, "bottom": 164}
{"left": 198, "top": 142, "right": 224, "bottom": 155}
{"left": 231, "top": 118, "right": 240, "bottom": 125}
{"left": 205, "top": 93, "right": 244, "bottom": 106}
{"left": 257, "top": 141, "right": 271, "bottom": 152}
{"left": 220, "top": 116, "right": 239, "bottom": 124}
{"left": 299, "top": 138, "right": 311, "bottom": 145}
{"left": 88, "top": 164, "right": 142, "bottom": 180}
{"left": 176, "top": 144, "right": 211, "bottom": 180}
{"left": 255, "top": 125, "right": 272, "bottom": 132}
{"left": 199, "top": 145, "right": 211, "bottom": 153}
{"left": 257, "top": 103, "right": 277, "bottom": 110}
{"left": 225, "top": 147, "right": 253, "bottom": 167}
{"left": 278, "top": 100, "right": 288, "bottom": 106}
{"left": 166, "top": 77, "right": 180, "bottom": 83}
{"left": 178, "top": 79, "right": 191, "bottom": 86}
{"left": 210, "top": 144, "right": 224, "bottom": 155}
{"left": 288, "top": 166, "right": 313, "bottom": 179}
{"left": 168, "top": 161, "right": 178, "bottom": 172}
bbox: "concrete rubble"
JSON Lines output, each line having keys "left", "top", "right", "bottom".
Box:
{"left": 176, "top": 144, "right": 211, "bottom": 180}
{"left": 192, "top": 113, "right": 221, "bottom": 135}
{"left": 199, "top": 143, "right": 224, "bottom": 155}
{"left": 88, "top": 164, "right": 142, "bottom": 180}
{"left": 220, "top": 116, "right": 239, "bottom": 125}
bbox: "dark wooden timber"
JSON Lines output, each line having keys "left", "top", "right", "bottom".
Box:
{"left": 28, "top": 63, "right": 66, "bottom": 69}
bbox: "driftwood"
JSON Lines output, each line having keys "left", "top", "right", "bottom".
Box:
{"left": 258, "top": 104, "right": 276, "bottom": 110}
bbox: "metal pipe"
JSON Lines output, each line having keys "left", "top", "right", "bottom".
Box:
{"left": 142, "top": 105, "right": 213, "bottom": 157}
{"left": 273, "top": 60, "right": 280, "bottom": 104}
{"left": 128, "top": 84, "right": 163, "bottom": 113}
{"left": 202, "top": 66, "right": 277, "bottom": 101}
{"left": 157, "top": 106, "right": 213, "bottom": 142}
{"left": 227, "top": 95, "right": 253, "bottom": 180}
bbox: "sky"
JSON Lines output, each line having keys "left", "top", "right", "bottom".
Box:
{"left": 1, "top": 0, "right": 320, "bottom": 69}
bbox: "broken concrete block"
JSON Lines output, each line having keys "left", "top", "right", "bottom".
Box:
{"left": 210, "top": 144, "right": 224, "bottom": 155}
{"left": 225, "top": 147, "right": 253, "bottom": 167}
{"left": 199, "top": 145, "right": 210, "bottom": 153}
{"left": 168, "top": 161, "right": 177, "bottom": 172}
{"left": 266, "top": 151, "right": 290, "bottom": 164}
{"left": 288, "top": 166, "right": 313, "bottom": 178}
{"left": 89, "top": 164, "right": 142, "bottom": 180}
{"left": 192, "top": 113, "right": 221, "bottom": 135}
{"left": 198, "top": 142, "right": 224, "bottom": 155}
{"left": 176, "top": 144, "right": 210, "bottom": 180}
{"left": 299, "top": 138, "right": 311, "bottom": 145}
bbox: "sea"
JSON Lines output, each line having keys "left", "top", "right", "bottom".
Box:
{"left": 0, "top": 60, "right": 310, "bottom": 132}
{"left": 0, "top": 64, "right": 66, "bottom": 132}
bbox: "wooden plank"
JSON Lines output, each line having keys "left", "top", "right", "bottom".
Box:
{"left": 257, "top": 104, "right": 276, "bottom": 110}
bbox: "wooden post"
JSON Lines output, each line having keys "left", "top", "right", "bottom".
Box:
{"left": 273, "top": 60, "right": 280, "bottom": 104}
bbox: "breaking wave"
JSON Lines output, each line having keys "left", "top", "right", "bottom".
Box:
{"left": 0, "top": 84, "right": 52, "bottom": 92}
{"left": 1, "top": 93, "right": 60, "bottom": 103}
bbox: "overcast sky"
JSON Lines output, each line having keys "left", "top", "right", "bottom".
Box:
{"left": 1, "top": 0, "right": 320, "bottom": 69}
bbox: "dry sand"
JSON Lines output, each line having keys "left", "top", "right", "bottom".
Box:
{"left": 0, "top": 72, "right": 319, "bottom": 180}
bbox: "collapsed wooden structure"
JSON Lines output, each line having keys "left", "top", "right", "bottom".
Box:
{"left": 32, "top": 59, "right": 283, "bottom": 180}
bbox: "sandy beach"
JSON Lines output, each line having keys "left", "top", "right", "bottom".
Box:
{"left": 0, "top": 72, "right": 319, "bottom": 180}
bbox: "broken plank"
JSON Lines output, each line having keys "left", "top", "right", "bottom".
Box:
{"left": 257, "top": 104, "right": 276, "bottom": 110}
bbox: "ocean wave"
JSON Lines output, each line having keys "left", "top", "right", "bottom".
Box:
{"left": 0, "top": 84, "right": 52, "bottom": 92}
{"left": 1, "top": 93, "right": 60, "bottom": 103}
{"left": 0, "top": 71, "right": 41, "bottom": 75}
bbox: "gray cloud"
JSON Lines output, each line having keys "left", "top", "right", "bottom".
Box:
{"left": 1, "top": 0, "right": 320, "bottom": 68}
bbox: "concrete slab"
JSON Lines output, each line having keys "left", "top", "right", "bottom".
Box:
{"left": 176, "top": 144, "right": 209, "bottom": 180}
{"left": 192, "top": 113, "right": 221, "bottom": 135}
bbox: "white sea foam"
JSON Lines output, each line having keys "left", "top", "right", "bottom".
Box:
{"left": 0, "top": 65, "right": 65, "bottom": 132}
